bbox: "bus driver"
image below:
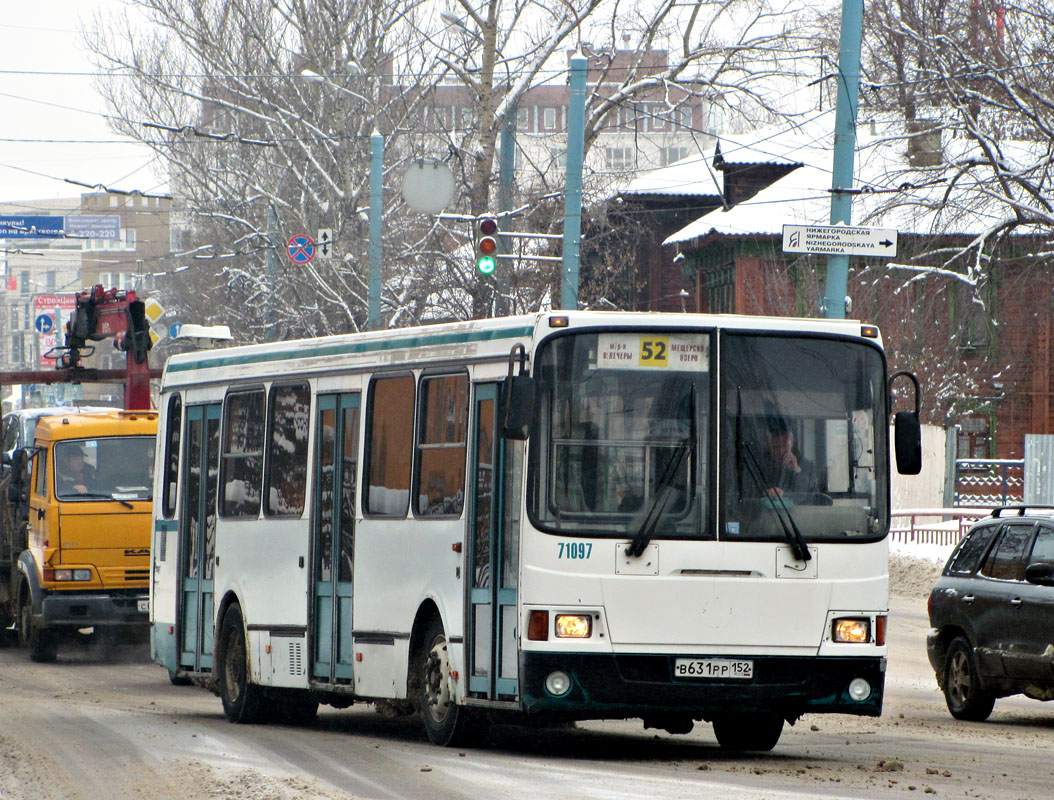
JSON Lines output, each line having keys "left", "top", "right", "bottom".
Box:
{"left": 762, "top": 418, "right": 817, "bottom": 498}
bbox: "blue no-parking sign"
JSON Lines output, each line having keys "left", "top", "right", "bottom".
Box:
{"left": 287, "top": 234, "right": 316, "bottom": 264}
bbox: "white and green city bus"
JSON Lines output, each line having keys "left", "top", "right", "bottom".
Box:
{"left": 150, "top": 311, "right": 920, "bottom": 750}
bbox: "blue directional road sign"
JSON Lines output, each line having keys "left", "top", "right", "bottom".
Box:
{"left": 34, "top": 314, "right": 54, "bottom": 334}
{"left": 287, "top": 234, "right": 316, "bottom": 264}
{"left": 169, "top": 322, "right": 183, "bottom": 338}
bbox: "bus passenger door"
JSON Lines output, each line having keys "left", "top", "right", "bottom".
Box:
{"left": 179, "top": 404, "right": 220, "bottom": 673}
{"left": 312, "top": 393, "right": 359, "bottom": 682}
{"left": 468, "top": 383, "right": 522, "bottom": 701}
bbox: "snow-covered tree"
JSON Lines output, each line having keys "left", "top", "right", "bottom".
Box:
{"left": 89, "top": 0, "right": 817, "bottom": 338}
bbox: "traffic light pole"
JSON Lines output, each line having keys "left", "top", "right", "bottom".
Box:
{"left": 496, "top": 104, "right": 516, "bottom": 317}
{"left": 822, "top": 0, "right": 864, "bottom": 320}
{"left": 560, "top": 50, "right": 587, "bottom": 311}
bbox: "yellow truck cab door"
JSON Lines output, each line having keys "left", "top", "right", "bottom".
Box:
{"left": 26, "top": 445, "right": 50, "bottom": 557}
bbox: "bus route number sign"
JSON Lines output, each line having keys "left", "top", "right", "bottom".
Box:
{"left": 597, "top": 333, "right": 709, "bottom": 371}
{"left": 674, "top": 657, "right": 754, "bottom": 679}
{"left": 639, "top": 336, "right": 668, "bottom": 367}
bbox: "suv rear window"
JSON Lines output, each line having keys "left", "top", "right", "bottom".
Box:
{"left": 946, "top": 524, "right": 999, "bottom": 575}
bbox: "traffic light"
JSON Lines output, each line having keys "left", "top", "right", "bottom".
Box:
{"left": 476, "top": 216, "right": 499, "bottom": 275}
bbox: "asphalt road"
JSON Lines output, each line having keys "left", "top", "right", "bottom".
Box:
{"left": 0, "top": 591, "right": 1051, "bottom": 800}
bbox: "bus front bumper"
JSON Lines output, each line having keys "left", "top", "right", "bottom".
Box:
{"left": 520, "top": 652, "right": 885, "bottom": 720}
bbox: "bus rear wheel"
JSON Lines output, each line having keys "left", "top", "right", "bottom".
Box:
{"left": 217, "top": 604, "right": 268, "bottom": 724}
{"left": 420, "top": 616, "right": 473, "bottom": 746}
{"left": 711, "top": 712, "right": 784, "bottom": 751}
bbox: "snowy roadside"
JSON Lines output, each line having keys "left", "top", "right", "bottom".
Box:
{"left": 889, "top": 539, "right": 952, "bottom": 599}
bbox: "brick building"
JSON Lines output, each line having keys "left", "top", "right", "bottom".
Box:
{"left": 654, "top": 115, "right": 1052, "bottom": 461}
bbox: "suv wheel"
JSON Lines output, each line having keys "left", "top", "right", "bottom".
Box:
{"left": 943, "top": 636, "right": 995, "bottom": 721}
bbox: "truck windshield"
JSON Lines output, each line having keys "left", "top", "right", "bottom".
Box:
{"left": 529, "top": 330, "right": 711, "bottom": 539}
{"left": 719, "top": 332, "right": 888, "bottom": 543}
{"left": 54, "top": 436, "right": 154, "bottom": 502}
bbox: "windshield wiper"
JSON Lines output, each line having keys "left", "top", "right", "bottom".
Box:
{"left": 61, "top": 492, "right": 135, "bottom": 509}
{"left": 741, "top": 445, "right": 811, "bottom": 563}
{"left": 625, "top": 439, "right": 690, "bottom": 558}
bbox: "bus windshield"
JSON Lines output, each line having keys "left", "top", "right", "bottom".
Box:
{"left": 719, "top": 332, "right": 888, "bottom": 543}
{"left": 529, "top": 329, "right": 888, "bottom": 544}
{"left": 530, "top": 330, "right": 711, "bottom": 539}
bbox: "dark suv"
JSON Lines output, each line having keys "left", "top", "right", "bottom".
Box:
{"left": 927, "top": 506, "right": 1054, "bottom": 721}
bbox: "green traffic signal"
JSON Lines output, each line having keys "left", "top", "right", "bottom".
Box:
{"left": 476, "top": 215, "right": 499, "bottom": 275}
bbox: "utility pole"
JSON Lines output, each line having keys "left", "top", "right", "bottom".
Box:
{"left": 368, "top": 130, "right": 383, "bottom": 330}
{"left": 822, "top": 0, "right": 864, "bottom": 320}
{"left": 560, "top": 50, "right": 587, "bottom": 311}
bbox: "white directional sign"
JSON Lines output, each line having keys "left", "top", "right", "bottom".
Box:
{"left": 317, "top": 228, "right": 333, "bottom": 257}
{"left": 782, "top": 224, "right": 898, "bottom": 257}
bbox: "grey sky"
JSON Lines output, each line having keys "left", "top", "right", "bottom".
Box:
{"left": 0, "top": 1, "right": 161, "bottom": 202}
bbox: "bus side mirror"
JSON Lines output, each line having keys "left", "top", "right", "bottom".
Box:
{"left": 889, "top": 370, "right": 922, "bottom": 475}
{"left": 894, "top": 411, "right": 921, "bottom": 475}
{"left": 502, "top": 375, "right": 535, "bottom": 440}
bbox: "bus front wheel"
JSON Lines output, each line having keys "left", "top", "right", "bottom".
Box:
{"left": 420, "top": 616, "right": 473, "bottom": 746}
{"left": 711, "top": 712, "right": 784, "bottom": 751}
{"left": 217, "top": 604, "right": 268, "bottom": 724}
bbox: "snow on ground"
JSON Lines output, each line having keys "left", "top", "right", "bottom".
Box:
{"left": 889, "top": 540, "right": 953, "bottom": 598}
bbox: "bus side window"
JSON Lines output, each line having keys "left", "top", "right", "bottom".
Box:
{"left": 414, "top": 373, "right": 468, "bottom": 518}
{"left": 221, "top": 389, "right": 265, "bottom": 518}
{"left": 161, "top": 394, "right": 182, "bottom": 517}
{"left": 365, "top": 374, "right": 415, "bottom": 517}
{"left": 265, "top": 383, "right": 310, "bottom": 517}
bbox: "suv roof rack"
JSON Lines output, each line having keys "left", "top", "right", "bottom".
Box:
{"left": 990, "top": 505, "right": 1054, "bottom": 518}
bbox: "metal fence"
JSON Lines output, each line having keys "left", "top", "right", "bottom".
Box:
{"left": 955, "top": 459, "right": 1024, "bottom": 507}
{"left": 889, "top": 508, "right": 992, "bottom": 548}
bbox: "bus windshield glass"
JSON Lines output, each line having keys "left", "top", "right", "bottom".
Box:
{"left": 530, "top": 330, "right": 711, "bottom": 539}
{"left": 719, "top": 332, "right": 888, "bottom": 543}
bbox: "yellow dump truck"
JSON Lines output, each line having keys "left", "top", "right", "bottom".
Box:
{"left": 2, "top": 409, "right": 157, "bottom": 661}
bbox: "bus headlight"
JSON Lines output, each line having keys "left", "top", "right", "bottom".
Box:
{"left": 554, "top": 614, "right": 592, "bottom": 638}
{"left": 832, "top": 618, "right": 870, "bottom": 643}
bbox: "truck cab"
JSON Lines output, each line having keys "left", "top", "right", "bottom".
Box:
{"left": 17, "top": 409, "right": 157, "bottom": 661}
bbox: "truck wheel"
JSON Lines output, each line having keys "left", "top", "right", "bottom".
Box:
{"left": 944, "top": 636, "right": 995, "bottom": 721}
{"left": 712, "top": 712, "right": 784, "bottom": 751}
{"left": 18, "top": 589, "right": 57, "bottom": 663}
{"left": 419, "top": 615, "right": 474, "bottom": 746}
{"left": 217, "top": 604, "right": 268, "bottom": 724}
